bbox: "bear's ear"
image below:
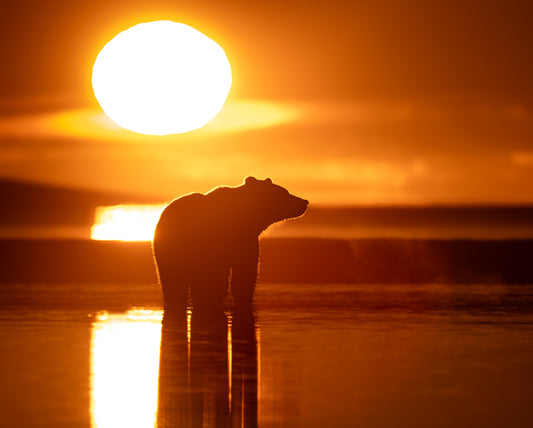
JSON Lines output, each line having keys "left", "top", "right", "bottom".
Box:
{"left": 245, "top": 176, "right": 258, "bottom": 185}
{"left": 265, "top": 178, "right": 272, "bottom": 184}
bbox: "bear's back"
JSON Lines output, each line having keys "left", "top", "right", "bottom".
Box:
{"left": 154, "top": 193, "right": 205, "bottom": 239}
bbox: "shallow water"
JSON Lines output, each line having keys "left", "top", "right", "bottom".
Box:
{"left": 0, "top": 282, "right": 532, "bottom": 427}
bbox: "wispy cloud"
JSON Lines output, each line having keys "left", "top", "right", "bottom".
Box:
{"left": 0, "top": 100, "right": 300, "bottom": 141}
{"left": 1, "top": 99, "right": 532, "bottom": 204}
{"left": 510, "top": 152, "right": 533, "bottom": 167}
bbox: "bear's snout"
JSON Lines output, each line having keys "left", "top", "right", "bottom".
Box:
{"left": 295, "top": 197, "right": 309, "bottom": 216}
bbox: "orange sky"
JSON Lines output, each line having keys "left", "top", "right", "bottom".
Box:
{"left": 1, "top": 0, "right": 532, "bottom": 205}
{"left": 2, "top": 0, "right": 533, "bottom": 102}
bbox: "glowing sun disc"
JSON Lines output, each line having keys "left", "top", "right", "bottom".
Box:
{"left": 92, "top": 21, "right": 232, "bottom": 135}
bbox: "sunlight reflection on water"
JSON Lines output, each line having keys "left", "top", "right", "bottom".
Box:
{"left": 90, "top": 309, "right": 163, "bottom": 428}
{"left": 1, "top": 283, "right": 532, "bottom": 427}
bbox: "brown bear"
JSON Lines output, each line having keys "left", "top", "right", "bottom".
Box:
{"left": 152, "top": 177, "right": 308, "bottom": 314}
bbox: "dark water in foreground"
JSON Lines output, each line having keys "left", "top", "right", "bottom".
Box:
{"left": 1, "top": 282, "right": 533, "bottom": 428}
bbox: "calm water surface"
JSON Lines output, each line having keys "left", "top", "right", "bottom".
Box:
{"left": 1, "top": 282, "right": 532, "bottom": 427}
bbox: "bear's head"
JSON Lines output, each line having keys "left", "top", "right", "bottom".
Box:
{"left": 241, "top": 176, "right": 308, "bottom": 233}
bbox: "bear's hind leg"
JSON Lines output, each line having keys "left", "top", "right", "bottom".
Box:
{"left": 158, "top": 269, "right": 190, "bottom": 316}
{"left": 191, "top": 266, "right": 230, "bottom": 318}
{"left": 162, "top": 282, "right": 189, "bottom": 315}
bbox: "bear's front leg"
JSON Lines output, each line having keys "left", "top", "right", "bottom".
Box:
{"left": 231, "top": 241, "right": 260, "bottom": 312}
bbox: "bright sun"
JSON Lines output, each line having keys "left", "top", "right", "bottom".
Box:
{"left": 92, "top": 21, "right": 232, "bottom": 135}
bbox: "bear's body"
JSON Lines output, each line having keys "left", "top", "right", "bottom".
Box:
{"left": 152, "top": 177, "right": 308, "bottom": 313}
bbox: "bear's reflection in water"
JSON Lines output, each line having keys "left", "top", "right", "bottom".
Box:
{"left": 158, "top": 305, "right": 258, "bottom": 428}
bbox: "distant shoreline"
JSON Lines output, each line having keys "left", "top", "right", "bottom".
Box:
{"left": 0, "top": 237, "right": 531, "bottom": 285}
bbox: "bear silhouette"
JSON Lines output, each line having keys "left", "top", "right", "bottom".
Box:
{"left": 152, "top": 177, "right": 308, "bottom": 314}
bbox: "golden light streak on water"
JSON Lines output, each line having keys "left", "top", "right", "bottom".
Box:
{"left": 186, "top": 306, "right": 192, "bottom": 408}
{"left": 256, "top": 322, "right": 261, "bottom": 424}
{"left": 227, "top": 313, "right": 233, "bottom": 413}
{"left": 91, "top": 204, "right": 166, "bottom": 241}
{"left": 90, "top": 309, "right": 163, "bottom": 428}
{"left": 186, "top": 308, "right": 192, "bottom": 349}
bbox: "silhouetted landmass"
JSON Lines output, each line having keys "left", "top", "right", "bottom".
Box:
{"left": 288, "top": 205, "right": 533, "bottom": 239}
{"left": 261, "top": 238, "right": 533, "bottom": 284}
{"left": 0, "top": 238, "right": 531, "bottom": 285}
{"left": 0, "top": 178, "right": 158, "bottom": 226}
